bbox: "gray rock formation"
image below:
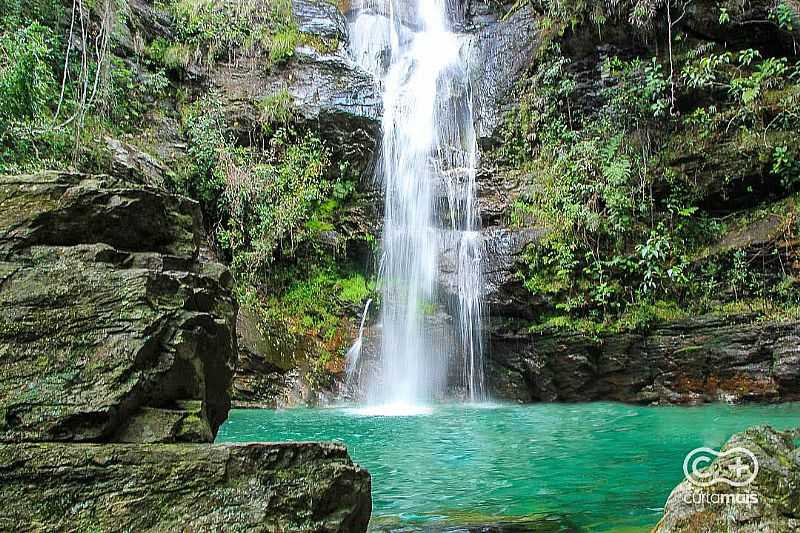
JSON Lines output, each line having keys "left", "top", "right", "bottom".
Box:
{"left": 0, "top": 171, "right": 373, "bottom": 531}
{"left": 488, "top": 315, "right": 800, "bottom": 404}
{"left": 212, "top": 0, "right": 382, "bottom": 178}
{"left": 467, "top": 4, "right": 541, "bottom": 142}
{"left": 0, "top": 171, "right": 236, "bottom": 443}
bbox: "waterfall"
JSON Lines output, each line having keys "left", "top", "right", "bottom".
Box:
{"left": 349, "top": 0, "right": 485, "bottom": 407}
{"left": 345, "top": 298, "right": 373, "bottom": 381}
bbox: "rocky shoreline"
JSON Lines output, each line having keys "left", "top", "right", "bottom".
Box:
{"left": 489, "top": 315, "right": 800, "bottom": 404}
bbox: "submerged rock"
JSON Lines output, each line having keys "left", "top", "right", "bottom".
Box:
{"left": 0, "top": 441, "right": 372, "bottom": 533}
{"left": 656, "top": 425, "right": 800, "bottom": 532}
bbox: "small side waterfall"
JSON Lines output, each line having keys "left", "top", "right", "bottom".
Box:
{"left": 345, "top": 298, "right": 373, "bottom": 380}
{"left": 349, "top": 0, "right": 485, "bottom": 407}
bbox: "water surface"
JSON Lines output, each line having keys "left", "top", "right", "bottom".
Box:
{"left": 217, "top": 402, "right": 800, "bottom": 532}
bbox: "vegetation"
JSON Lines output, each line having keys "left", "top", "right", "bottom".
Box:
{"left": 499, "top": 1, "right": 800, "bottom": 333}
{"left": 154, "top": 0, "right": 300, "bottom": 69}
{"left": 0, "top": 0, "right": 169, "bottom": 172}
{"left": 0, "top": 0, "right": 373, "bottom": 381}
{"left": 174, "top": 87, "right": 376, "bottom": 378}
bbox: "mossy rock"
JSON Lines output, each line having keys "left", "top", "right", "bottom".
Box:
{"left": 0, "top": 172, "right": 237, "bottom": 443}
{"left": 656, "top": 425, "right": 800, "bottom": 532}
{"left": 0, "top": 441, "right": 372, "bottom": 532}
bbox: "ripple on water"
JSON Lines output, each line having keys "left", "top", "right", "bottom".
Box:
{"left": 217, "top": 402, "right": 800, "bottom": 533}
{"left": 345, "top": 402, "right": 435, "bottom": 417}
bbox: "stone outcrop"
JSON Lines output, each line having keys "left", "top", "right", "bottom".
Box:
{"left": 488, "top": 315, "right": 800, "bottom": 404}
{"left": 684, "top": 0, "right": 800, "bottom": 55}
{"left": 0, "top": 171, "right": 236, "bottom": 443}
{"left": 467, "top": 3, "right": 541, "bottom": 142}
{"left": 656, "top": 425, "right": 800, "bottom": 532}
{"left": 0, "top": 441, "right": 372, "bottom": 533}
{"left": 0, "top": 171, "right": 372, "bottom": 531}
{"left": 232, "top": 305, "right": 318, "bottom": 408}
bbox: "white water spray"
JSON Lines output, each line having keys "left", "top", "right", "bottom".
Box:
{"left": 349, "top": 0, "right": 485, "bottom": 407}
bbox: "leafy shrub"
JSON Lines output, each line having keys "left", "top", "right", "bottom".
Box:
{"left": 159, "top": 0, "right": 299, "bottom": 68}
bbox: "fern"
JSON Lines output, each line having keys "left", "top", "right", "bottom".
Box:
{"left": 601, "top": 132, "right": 624, "bottom": 161}
{"left": 602, "top": 157, "right": 632, "bottom": 184}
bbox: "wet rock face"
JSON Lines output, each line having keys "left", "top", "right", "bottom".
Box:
{"left": 293, "top": 0, "right": 349, "bottom": 40}
{"left": 656, "top": 425, "right": 800, "bottom": 532}
{"left": 0, "top": 172, "right": 236, "bottom": 443}
{"left": 467, "top": 4, "right": 541, "bottom": 142}
{"left": 488, "top": 316, "right": 800, "bottom": 404}
{"left": 0, "top": 441, "right": 372, "bottom": 533}
{"left": 213, "top": 0, "right": 382, "bottom": 180}
{"left": 437, "top": 226, "right": 546, "bottom": 321}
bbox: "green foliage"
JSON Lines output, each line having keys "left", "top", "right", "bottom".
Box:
{"left": 147, "top": 37, "right": 194, "bottom": 70}
{"left": 257, "top": 87, "right": 294, "bottom": 133}
{"left": 771, "top": 145, "right": 800, "bottom": 188}
{"left": 238, "top": 262, "right": 377, "bottom": 387}
{"left": 0, "top": 0, "right": 176, "bottom": 172}
{"left": 525, "top": 0, "right": 669, "bottom": 43}
{"left": 680, "top": 46, "right": 800, "bottom": 127}
{"left": 718, "top": 7, "right": 730, "bottom": 25}
{"left": 177, "top": 92, "right": 339, "bottom": 274}
{"left": 276, "top": 266, "right": 370, "bottom": 336}
{"left": 771, "top": 1, "right": 799, "bottom": 31}
{"left": 175, "top": 87, "right": 377, "bottom": 374}
{"left": 221, "top": 130, "right": 332, "bottom": 272}
{"left": 0, "top": 22, "right": 57, "bottom": 123}
{"left": 158, "top": 0, "right": 299, "bottom": 68}
{"left": 0, "top": 18, "right": 67, "bottom": 171}
{"left": 504, "top": 33, "right": 800, "bottom": 330}
{"left": 179, "top": 94, "right": 229, "bottom": 207}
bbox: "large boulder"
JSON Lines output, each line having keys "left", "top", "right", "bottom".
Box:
{"left": 488, "top": 315, "right": 800, "bottom": 403}
{"left": 656, "top": 425, "right": 800, "bottom": 532}
{"left": 0, "top": 170, "right": 373, "bottom": 531}
{"left": 0, "top": 171, "right": 237, "bottom": 443}
{"left": 0, "top": 441, "right": 372, "bottom": 533}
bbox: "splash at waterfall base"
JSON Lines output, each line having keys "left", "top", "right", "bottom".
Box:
{"left": 344, "top": 0, "right": 488, "bottom": 408}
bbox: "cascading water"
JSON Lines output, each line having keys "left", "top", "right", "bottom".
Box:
{"left": 345, "top": 298, "right": 373, "bottom": 382}
{"left": 349, "top": 0, "right": 485, "bottom": 407}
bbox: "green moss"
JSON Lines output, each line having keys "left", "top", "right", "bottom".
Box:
{"left": 299, "top": 32, "right": 340, "bottom": 54}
